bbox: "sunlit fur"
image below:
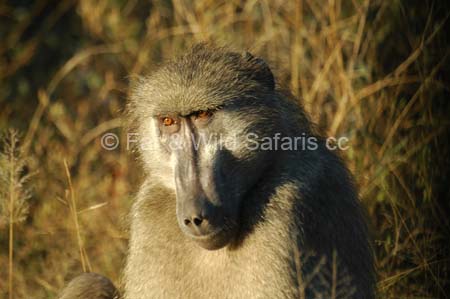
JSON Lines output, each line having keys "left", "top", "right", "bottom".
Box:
{"left": 123, "top": 44, "right": 375, "bottom": 299}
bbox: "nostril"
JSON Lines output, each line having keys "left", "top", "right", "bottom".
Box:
{"left": 184, "top": 219, "right": 191, "bottom": 226}
{"left": 193, "top": 217, "right": 203, "bottom": 226}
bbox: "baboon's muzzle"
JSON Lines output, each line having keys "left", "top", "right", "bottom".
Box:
{"left": 172, "top": 145, "right": 234, "bottom": 248}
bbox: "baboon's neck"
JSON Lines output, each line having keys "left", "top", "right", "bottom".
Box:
{"left": 232, "top": 149, "right": 303, "bottom": 249}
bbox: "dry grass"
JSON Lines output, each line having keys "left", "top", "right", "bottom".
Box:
{"left": 0, "top": 0, "right": 448, "bottom": 298}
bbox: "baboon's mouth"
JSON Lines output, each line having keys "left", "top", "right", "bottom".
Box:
{"left": 189, "top": 228, "right": 223, "bottom": 240}
{"left": 187, "top": 227, "right": 234, "bottom": 250}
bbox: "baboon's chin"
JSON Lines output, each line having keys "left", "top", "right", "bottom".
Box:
{"left": 187, "top": 229, "right": 234, "bottom": 251}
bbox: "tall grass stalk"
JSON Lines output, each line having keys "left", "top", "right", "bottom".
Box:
{"left": 63, "top": 159, "right": 90, "bottom": 273}
{"left": 8, "top": 132, "right": 16, "bottom": 299}
{"left": 0, "top": 130, "right": 31, "bottom": 299}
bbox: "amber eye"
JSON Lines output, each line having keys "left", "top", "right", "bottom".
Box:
{"left": 195, "top": 110, "right": 212, "bottom": 120}
{"left": 162, "top": 117, "right": 175, "bottom": 126}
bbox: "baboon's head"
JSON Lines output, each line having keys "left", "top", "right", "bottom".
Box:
{"left": 129, "top": 45, "right": 282, "bottom": 250}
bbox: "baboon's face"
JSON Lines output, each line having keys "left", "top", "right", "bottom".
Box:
{"left": 145, "top": 101, "right": 275, "bottom": 250}
{"left": 132, "top": 46, "right": 277, "bottom": 249}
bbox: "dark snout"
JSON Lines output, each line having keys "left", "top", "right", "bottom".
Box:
{"left": 174, "top": 152, "right": 221, "bottom": 239}
{"left": 176, "top": 189, "right": 232, "bottom": 250}
{"left": 174, "top": 154, "right": 234, "bottom": 250}
{"left": 179, "top": 194, "right": 219, "bottom": 237}
{"left": 172, "top": 129, "right": 237, "bottom": 250}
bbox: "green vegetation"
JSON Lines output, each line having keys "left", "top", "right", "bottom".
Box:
{"left": 0, "top": 0, "right": 448, "bottom": 298}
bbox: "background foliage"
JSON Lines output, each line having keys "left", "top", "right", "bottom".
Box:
{"left": 0, "top": 0, "right": 449, "bottom": 298}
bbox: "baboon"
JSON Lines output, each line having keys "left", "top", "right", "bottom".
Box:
{"left": 59, "top": 44, "right": 375, "bottom": 299}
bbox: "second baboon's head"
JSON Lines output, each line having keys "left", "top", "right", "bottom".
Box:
{"left": 129, "top": 44, "right": 285, "bottom": 250}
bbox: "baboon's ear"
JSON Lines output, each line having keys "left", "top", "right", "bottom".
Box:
{"left": 242, "top": 52, "right": 275, "bottom": 90}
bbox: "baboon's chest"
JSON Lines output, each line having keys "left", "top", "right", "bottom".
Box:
{"left": 140, "top": 244, "right": 295, "bottom": 299}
